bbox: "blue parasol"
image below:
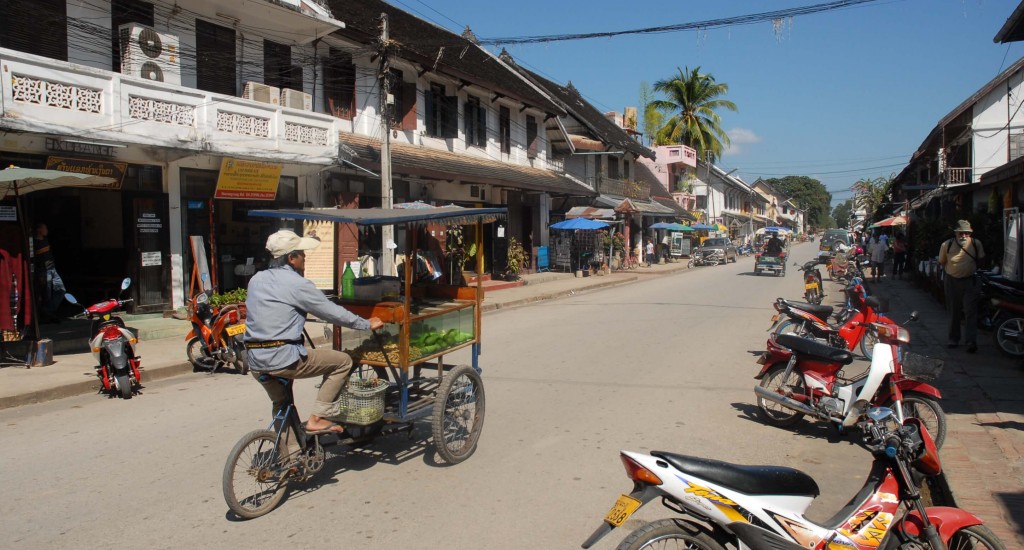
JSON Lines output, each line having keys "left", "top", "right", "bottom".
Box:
{"left": 691, "top": 224, "right": 715, "bottom": 230}
{"left": 550, "top": 218, "right": 610, "bottom": 230}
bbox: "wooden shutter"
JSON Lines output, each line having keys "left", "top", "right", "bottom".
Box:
{"left": 526, "top": 116, "right": 538, "bottom": 158}
{"left": 476, "top": 102, "right": 487, "bottom": 147}
{"left": 441, "top": 95, "right": 458, "bottom": 138}
{"left": 401, "top": 82, "right": 417, "bottom": 130}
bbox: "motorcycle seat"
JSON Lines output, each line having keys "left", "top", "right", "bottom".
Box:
{"left": 781, "top": 299, "right": 833, "bottom": 319}
{"left": 776, "top": 334, "right": 854, "bottom": 365}
{"left": 650, "top": 452, "right": 820, "bottom": 497}
{"left": 864, "top": 296, "right": 888, "bottom": 312}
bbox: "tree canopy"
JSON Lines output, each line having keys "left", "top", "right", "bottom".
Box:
{"left": 762, "top": 176, "right": 833, "bottom": 229}
{"left": 649, "top": 66, "right": 737, "bottom": 162}
{"left": 832, "top": 199, "right": 854, "bottom": 229}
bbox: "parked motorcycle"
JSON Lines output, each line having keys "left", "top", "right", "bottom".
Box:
{"left": 754, "top": 320, "right": 948, "bottom": 449}
{"left": 689, "top": 248, "right": 723, "bottom": 267}
{"left": 737, "top": 243, "right": 754, "bottom": 256}
{"left": 581, "top": 407, "right": 1004, "bottom": 550}
{"left": 796, "top": 258, "right": 825, "bottom": 305}
{"left": 66, "top": 278, "right": 140, "bottom": 399}
{"left": 185, "top": 291, "right": 247, "bottom": 374}
{"left": 977, "top": 270, "right": 1024, "bottom": 357}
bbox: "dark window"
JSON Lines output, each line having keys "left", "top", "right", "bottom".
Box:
{"left": 110, "top": 0, "right": 154, "bottom": 72}
{"left": 526, "top": 116, "right": 538, "bottom": 158}
{"left": 696, "top": 195, "right": 707, "bottom": 210}
{"left": 195, "top": 19, "right": 236, "bottom": 96}
{"left": 499, "top": 106, "right": 511, "bottom": 154}
{"left": 465, "top": 96, "right": 487, "bottom": 148}
{"left": 387, "top": 69, "right": 403, "bottom": 128}
{"left": 0, "top": 0, "right": 67, "bottom": 61}
{"left": 264, "top": 40, "right": 301, "bottom": 92}
{"left": 608, "top": 158, "right": 620, "bottom": 180}
{"left": 425, "top": 83, "right": 457, "bottom": 138}
{"left": 323, "top": 48, "right": 355, "bottom": 119}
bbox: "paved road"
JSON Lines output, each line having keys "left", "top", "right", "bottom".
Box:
{"left": 0, "top": 243, "right": 877, "bottom": 549}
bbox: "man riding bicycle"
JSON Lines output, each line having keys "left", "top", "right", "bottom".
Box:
{"left": 245, "top": 229, "right": 384, "bottom": 437}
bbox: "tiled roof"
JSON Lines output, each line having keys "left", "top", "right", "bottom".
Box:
{"left": 338, "top": 132, "right": 595, "bottom": 197}
{"left": 325, "top": 0, "right": 565, "bottom": 116}
{"left": 502, "top": 57, "right": 654, "bottom": 160}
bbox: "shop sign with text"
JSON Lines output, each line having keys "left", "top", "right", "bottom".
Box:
{"left": 214, "top": 158, "right": 283, "bottom": 200}
{"left": 45, "top": 157, "right": 126, "bottom": 187}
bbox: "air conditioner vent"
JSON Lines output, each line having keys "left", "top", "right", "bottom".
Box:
{"left": 119, "top": 23, "right": 180, "bottom": 85}
{"left": 243, "top": 82, "right": 281, "bottom": 106}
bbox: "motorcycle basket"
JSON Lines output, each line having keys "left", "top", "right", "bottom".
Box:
{"left": 326, "top": 377, "right": 388, "bottom": 425}
{"left": 901, "top": 352, "right": 944, "bottom": 382}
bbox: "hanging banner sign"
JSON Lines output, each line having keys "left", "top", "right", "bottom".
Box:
{"left": 45, "top": 157, "right": 126, "bottom": 187}
{"left": 214, "top": 158, "right": 283, "bottom": 200}
{"left": 302, "top": 220, "right": 335, "bottom": 290}
{"left": 0, "top": 205, "right": 16, "bottom": 221}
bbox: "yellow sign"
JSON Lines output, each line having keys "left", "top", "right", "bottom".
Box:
{"left": 45, "top": 157, "right": 126, "bottom": 187}
{"left": 214, "top": 158, "right": 283, "bottom": 200}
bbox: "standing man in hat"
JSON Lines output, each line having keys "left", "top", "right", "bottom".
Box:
{"left": 938, "top": 220, "right": 985, "bottom": 353}
{"left": 245, "top": 229, "right": 384, "bottom": 437}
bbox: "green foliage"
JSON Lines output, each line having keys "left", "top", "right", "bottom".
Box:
{"left": 600, "top": 230, "right": 626, "bottom": 252}
{"left": 639, "top": 82, "right": 663, "bottom": 147}
{"left": 505, "top": 237, "right": 527, "bottom": 277}
{"left": 763, "top": 176, "right": 833, "bottom": 229}
{"left": 852, "top": 175, "right": 894, "bottom": 221}
{"left": 210, "top": 288, "right": 246, "bottom": 308}
{"left": 832, "top": 199, "right": 854, "bottom": 228}
{"left": 649, "top": 66, "right": 737, "bottom": 162}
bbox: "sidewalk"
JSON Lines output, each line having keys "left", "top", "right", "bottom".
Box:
{"left": 852, "top": 273, "right": 1024, "bottom": 547}
{"left": 0, "top": 258, "right": 691, "bottom": 409}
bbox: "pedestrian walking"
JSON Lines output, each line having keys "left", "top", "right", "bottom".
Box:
{"left": 891, "top": 233, "right": 908, "bottom": 280}
{"left": 644, "top": 238, "right": 655, "bottom": 267}
{"left": 869, "top": 236, "right": 887, "bottom": 282}
{"left": 938, "top": 220, "right": 985, "bottom": 353}
{"left": 32, "top": 223, "right": 67, "bottom": 323}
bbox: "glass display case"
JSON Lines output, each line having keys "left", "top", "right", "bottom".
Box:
{"left": 337, "top": 299, "right": 477, "bottom": 367}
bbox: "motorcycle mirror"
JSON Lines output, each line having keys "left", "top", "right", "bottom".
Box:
{"left": 908, "top": 311, "right": 920, "bottom": 323}
{"left": 120, "top": 277, "right": 132, "bottom": 290}
{"left": 64, "top": 293, "right": 78, "bottom": 305}
{"left": 196, "top": 293, "right": 209, "bottom": 305}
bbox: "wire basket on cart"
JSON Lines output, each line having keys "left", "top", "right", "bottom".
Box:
{"left": 901, "top": 352, "right": 944, "bottom": 382}
{"left": 326, "top": 377, "right": 388, "bottom": 425}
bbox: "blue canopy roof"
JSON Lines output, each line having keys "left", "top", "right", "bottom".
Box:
{"left": 691, "top": 224, "right": 715, "bottom": 230}
{"left": 550, "top": 218, "right": 609, "bottom": 230}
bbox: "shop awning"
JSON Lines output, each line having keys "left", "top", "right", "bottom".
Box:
{"left": 594, "top": 194, "right": 678, "bottom": 216}
{"left": 248, "top": 205, "right": 507, "bottom": 226}
{"left": 338, "top": 132, "right": 595, "bottom": 197}
{"left": 566, "top": 206, "right": 617, "bottom": 220}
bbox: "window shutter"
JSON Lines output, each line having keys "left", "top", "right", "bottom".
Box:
{"left": 425, "top": 89, "right": 437, "bottom": 136}
{"left": 401, "top": 82, "right": 417, "bottom": 130}
{"left": 463, "top": 100, "right": 473, "bottom": 143}
{"left": 442, "top": 95, "right": 458, "bottom": 138}
{"left": 477, "top": 104, "right": 487, "bottom": 147}
{"left": 526, "top": 117, "right": 538, "bottom": 158}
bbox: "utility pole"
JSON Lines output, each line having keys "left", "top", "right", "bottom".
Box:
{"left": 378, "top": 13, "right": 395, "bottom": 276}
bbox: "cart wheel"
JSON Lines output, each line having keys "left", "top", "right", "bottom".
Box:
{"left": 431, "top": 364, "right": 485, "bottom": 464}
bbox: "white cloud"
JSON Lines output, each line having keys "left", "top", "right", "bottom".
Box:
{"left": 726, "top": 128, "right": 761, "bottom": 155}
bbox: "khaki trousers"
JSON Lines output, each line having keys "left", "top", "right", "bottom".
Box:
{"left": 252, "top": 349, "right": 355, "bottom": 454}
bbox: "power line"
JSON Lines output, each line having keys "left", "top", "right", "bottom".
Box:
{"left": 475, "top": 0, "right": 886, "bottom": 46}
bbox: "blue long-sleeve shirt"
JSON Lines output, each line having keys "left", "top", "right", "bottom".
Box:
{"left": 244, "top": 265, "right": 370, "bottom": 372}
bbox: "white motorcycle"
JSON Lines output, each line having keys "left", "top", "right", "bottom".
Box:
{"left": 581, "top": 408, "right": 1004, "bottom": 550}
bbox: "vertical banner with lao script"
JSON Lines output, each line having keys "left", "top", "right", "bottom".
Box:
{"left": 214, "top": 158, "right": 283, "bottom": 200}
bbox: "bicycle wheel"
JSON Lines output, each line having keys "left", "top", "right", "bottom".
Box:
{"left": 615, "top": 518, "right": 725, "bottom": 550}
{"left": 756, "top": 364, "right": 806, "bottom": 427}
{"left": 432, "top": 365, "right": 485, "bottom": 464}
{"left": 223, "top": 429, "right": 291, "bottom": 519}
{"left": 946, "top": 524, "right": 1006, "bottom": 550}
{"left": 889, "top": 392, "right": 947, "bottom": 450}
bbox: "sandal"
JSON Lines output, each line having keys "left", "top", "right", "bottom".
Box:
{"left": 306, "top": 422, "right": 346, "bottom": 435}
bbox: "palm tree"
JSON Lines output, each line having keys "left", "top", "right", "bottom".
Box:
{"left": 853, "top": 175, "right": 893, "bottom": 221}
{"left": 649, "top": 66, "right": 737, "bottom": 161}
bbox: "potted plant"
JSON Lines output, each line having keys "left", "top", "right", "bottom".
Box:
{"left": 503, "top": 237, "right": 527, "bottom": 281}
{"left": 210, "top": 288, "right": 247, "bottom": 318}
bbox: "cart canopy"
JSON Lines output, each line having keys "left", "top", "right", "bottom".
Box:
{"left": 248, "top": 206, "right": 506, "bottom": 226}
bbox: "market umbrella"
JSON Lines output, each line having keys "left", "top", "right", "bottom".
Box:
{"left": 691, "top": 223, "right": 715, "bottom": 230}
{"left": 649, "top": 222, "right": 671, "bottom": 229}
{"left": 662, "top": 223, "right": 693, "bottom": 231}
{"left": 868, "top": 215, "right": 908, "bottom": 229}
{"left": 0, "top": 167, "right": 118, "bottom": 341}
{"left": 550, "top": 217, "right": 609, "bottom": 230}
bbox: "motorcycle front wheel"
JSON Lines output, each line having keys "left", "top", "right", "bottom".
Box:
{"left": 186, "top": 336, "right": 216, "bottom": 371}
{"left": 115, "top": 373, "right": 132, "bottom": 399}
{"left": 756, "top": 364, "right": 806, "bottom": 427}
{"left": 859, "top": 326, "right": 879, "bottom": 358}
{"left": 946, "top": 524, "right": 1006, "bottom": 549}
{"left": 888, "top": 392, "right": 947, "bottom": 450}
{"left": 994, "top": 316, "right": 1024, "bottom": 357}
{"left": 615, "top": 518, "right": 726, "bottom": 550}
{"left": 223, "top": 430, "right": 291, "bottom": 520}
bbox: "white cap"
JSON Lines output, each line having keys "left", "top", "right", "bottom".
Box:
{"left": 385, "top": 239, "right": 398, "bottom": 249}
{"left": 266, "top": 229, "right": 321, "bottom": 258}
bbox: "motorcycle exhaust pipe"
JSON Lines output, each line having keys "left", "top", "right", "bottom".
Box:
{"left": 754, "top": 386, "right": 817, "bottom": 416}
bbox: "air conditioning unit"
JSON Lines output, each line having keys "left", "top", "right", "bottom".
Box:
{"left": 119, "top": 23, "right": 180, "bottom": 85}
{"left": 243, "top": 82, "right": 280, "bottom": 106}
{"left": 281, "top": 88, "right": 312, "bottom": 111}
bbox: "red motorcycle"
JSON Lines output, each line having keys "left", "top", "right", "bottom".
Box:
{"left": 185, "top": 291, "right": 247, "bottom": 374}
{"left": 66, "top": 278, "right": 141, "bottom": 399}
{"left": 754, "top": 316, "right": 948, "bottom": 448}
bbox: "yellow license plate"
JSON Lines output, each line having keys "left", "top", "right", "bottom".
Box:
{"left": 804, "top": 283, "right": 818, "bottom": 290}
{"left": 771, "top": 313, "right": 780, "bottom": 322}
{"left": 226, "top": 323, "right": 246, "bottom": 336}
{"left": 603, "top": 495, "right": 642, "bottom": 527}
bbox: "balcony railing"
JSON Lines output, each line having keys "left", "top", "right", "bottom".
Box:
{"left": 598, "top": 176, "right": 650, "bottom": 200}
{"left": 1, "top": 48, "right": 339, "bottom": 163}
{"left": 944, "top": 168, "right": 972, "bottom": 186}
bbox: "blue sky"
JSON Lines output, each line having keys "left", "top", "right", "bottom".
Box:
{"left": 384, "top": 0, "right": 1024, "bottom": 206}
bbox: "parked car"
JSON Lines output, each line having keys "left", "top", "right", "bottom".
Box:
{"left": 819, "top": 229, "right": 852, "bottom": 256}
{"left": 700, "top": 237, "right": 738, "bottom": 264}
